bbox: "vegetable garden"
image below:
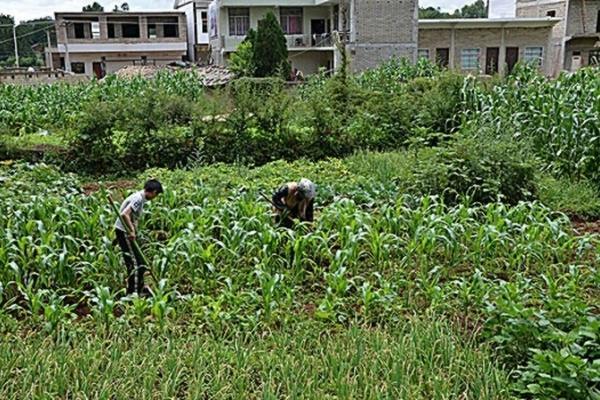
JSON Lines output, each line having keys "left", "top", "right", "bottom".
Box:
{"left": 0, "top": 61, "right": 599, "bottom": 399}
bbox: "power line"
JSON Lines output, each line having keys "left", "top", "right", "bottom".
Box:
{"left": 0, "top": 25, "right": 54, "bottom": 46}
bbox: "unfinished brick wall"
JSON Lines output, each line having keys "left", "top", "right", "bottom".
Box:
{"left": 348, "top": 0, "right": 418, "bottom": 72}
{"left": 516, "top": 0, "right": 568, "bottom": 75}
{"left": 567, "top": 0, "right": 600, "bottom": 36}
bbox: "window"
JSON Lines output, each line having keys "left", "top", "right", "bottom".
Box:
{"left": 280, "top": 7, "right": 303, "bottom": 35}
{"left": 524, "top": 47, "right": 543, "bottom": 66}
{"left": 163, "top": 22, "right": 179, "bottom": 38}
{"left": 202, "top": 11, "right": 208, "bottom": 33}
{"left": 229, "top": 8, "right": 250, "bottom": 36}
{"left": 546, "top": 10, "right": 556, "bottom": 17}
{"left": 436, "top": 48, "right": 450, "bottom": 67}
{"left": 91, "top": 22, "right": 101, "bottom": 39}
{"left": 148, "top": 24, "right": 157, "bottom": 39}
{"left": 122, "top": 23, "right": 140, "bottom": 38}
{"left": 597, "top": 10, "right": 600, "bottom": 32}
{"left": 74, "top": 23, "right": 86, "bottom": 39}
{"left": 108, "top": 23, "right": 115, "bottom": 38}
{"left": 461, "top": 48, "right": 480, "bottom": 70}
{"left": 71, "top": 62, "right": 85, "bottom": 74}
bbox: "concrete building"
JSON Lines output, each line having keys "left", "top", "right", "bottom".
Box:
{"left": 178, "top": 0, "right": 417, "bottom": 74}
{"left": 47, "top": 11, "right": 188, "bottom": 78}
{"left": 174, "top": 0, "right": 212, "bottom": 63}
{"left": 517, "top": 0, "right": 600, "bottom": 72}
{"left": 418, "top": 18, "right": 560, "bottom": 76}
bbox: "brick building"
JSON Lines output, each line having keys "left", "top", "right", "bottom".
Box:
{"left": 517, "top": 0, "right": 600, "bottom": 72}
{"left": 418, "top": 18, "right": 560, "bottom": 76}
{"left": 177, "top": 0, "right": 562, "bottom": 76}
{"left": 178, "top": 0, "right": 418, "bottom": 74}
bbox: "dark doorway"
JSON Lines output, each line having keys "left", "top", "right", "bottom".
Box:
{"left": 486, "top": 47, "right": 499, "bottom": 75}
{"left": 506, "top": 47, "right": 519, "bottom": 73}
{"left": 436, "top": 48, "right": 450, "bottom": 68}
{"left": 311, "top": 19, "right": 326, "bottom": 46}
{"left": 590, "top": 50, "right": 600, "bottom": 66}
{"left": 92, "top": 62, "right": 105, "bottom": 79}
{"left": 74, "top": 23, "right": 85, "bottom": 39}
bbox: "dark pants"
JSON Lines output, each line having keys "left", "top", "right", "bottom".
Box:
{"left": 276, "top": 206, "right": 300, "bottom": 229}
{"left": 115, "top": 229, "right": 145, "bottom": 294}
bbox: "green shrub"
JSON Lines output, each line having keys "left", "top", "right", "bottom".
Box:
{"left": 406, "top": 135, "right": 537, "bottom": 205}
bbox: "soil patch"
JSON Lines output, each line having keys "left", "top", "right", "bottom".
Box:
{"left": 571, "top": 215, "right": 600, "bottom": 235}
{"left": 82, "top": 180, "right": 137, "bottom": 196}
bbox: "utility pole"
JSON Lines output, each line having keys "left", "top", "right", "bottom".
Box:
{"left": 46, "top": 29, "right": 54, "bottom": 70}
{"left": 12, "top": 24, "right": 19, "bottom": 68}
{"left": 62, "top": 22, "right": 72, "bottom": 72}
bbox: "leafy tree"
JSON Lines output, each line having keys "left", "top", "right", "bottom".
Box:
{"left": 419, "top": 7, "right": 452, "bottom": 19}
{"left": 82, "top": 2, "right": 104, "bottom": 12}
{"left": 0, "top": 15, "right": 54, "bottom": 67}
{"left": 229, "top": 31, "right": 256, "bottom": 77}
{"left": 0, "top": 15, "right": 15, "bottom": 64}
{"left": 458, "top": 0, "right": 488, "bottom": 18}
{"left": 113, "top": 3, "right": 129, "bottom": 12}
{"left": 419, "top": 0, "right": 488, "bottom": 19}
{"left": 251, "top": 12, "right": 290, "bottom": 79}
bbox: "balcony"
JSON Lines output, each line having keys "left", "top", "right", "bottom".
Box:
{"left": 223, "top": 33, "right": 334, "bottom": 52}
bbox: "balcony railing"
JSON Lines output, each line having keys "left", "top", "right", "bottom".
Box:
{"left": 223, "top": 33, "right": 335, "bottom": 51}
{"left": 286, "top": 33, "right": 333, "bottom": 48}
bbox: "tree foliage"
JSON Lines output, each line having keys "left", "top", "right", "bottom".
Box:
{"left": 82, "top": 2, "right": 104, "bottom": 12}
{"left": 0, "top": 15, "right": 54, "bottom": 67}
{"left": 419, "top": 0, "right": 487, "bottom": 19}
{"left": 252, "top": 12, "right": 290, "bottom": 79}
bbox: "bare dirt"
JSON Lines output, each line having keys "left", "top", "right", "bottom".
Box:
{"left": 82, "top": 180, "right": 136, "bottom": 196}
{"left": 571, "top": 215, "right": 600, "bottom": 235}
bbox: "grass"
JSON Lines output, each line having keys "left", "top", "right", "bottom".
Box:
{"left": 0, "top": 318, "right": 510, "bottom": 400}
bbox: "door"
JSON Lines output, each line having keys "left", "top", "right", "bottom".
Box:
{"left": 486, "top": 47, "right": 499, "bottom": 75}
{"left": 589, "top": 50, "right": 600, "bottom": 66}
{"left": 311, "top": 19, "right": 326, "bottom": 46}
{"left": 435, "top": 48, "right": 450, "bottom": 68}
{"left": 506, "top": 47, "right": 519, "bottom": 74}
{"left": 197, "top": 9, "right": 209, "bottom": 44}
{"left": 571, "top": 52, "right": 582, "bottom": 71}
{"left": 92, "top": 62, "right": 105, "bottom": 79}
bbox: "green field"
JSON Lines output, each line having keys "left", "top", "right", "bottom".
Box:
{"left": 0, "top": 62, "right": 599, "bottom": 399}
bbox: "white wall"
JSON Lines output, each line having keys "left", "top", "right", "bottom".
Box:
{"left": 489, "top": 0, "right": 516, "bottom": 18}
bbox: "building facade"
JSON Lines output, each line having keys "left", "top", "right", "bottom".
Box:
{"left": 178, "top": 0, "right": 417, "bottom": 75}
{"left": 48, "top": 12, "right": 188, "bottom": 78}
{"left": 516, "top": 0, "right": 600, "bottom": 72}
{"left": 418, "top": 18, "right": 559, "bottom": 76}
{"left": 174, "top": 0, "right": 212, "bottom": 63}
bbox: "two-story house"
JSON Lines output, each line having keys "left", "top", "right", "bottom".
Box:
{"left": 174, "top": 0, "right": 213, "bottom": 63}
{"left": 176, "top": 0, "right": 418, "bottom": 75}
{"left": 517, "top": 0, "right": 600, "bottom": 72}
{"left": 47, "top": 11, "right": 188, "bottom": 78}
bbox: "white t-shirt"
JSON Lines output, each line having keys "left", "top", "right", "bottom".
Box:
{"left": 115, "top": 191, "right": 146, "bottom": 232}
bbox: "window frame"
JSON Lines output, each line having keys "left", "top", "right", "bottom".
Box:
{"left": 71, "top": 62, "right": 86, "bottom": 74}
{"left": 523, "top": 46, "right": 544, "bottom": 67}
{"left": 280, "top": 7, "right": 303, "bottom": 35}
{"left": 417, "top": 48, "right": 430, "bottom": 60}
{"left": 460, "top": 48, "right": 481, "bottom": 70}
{"left": 229, "top": 8, "right": 250, "bottom": 37}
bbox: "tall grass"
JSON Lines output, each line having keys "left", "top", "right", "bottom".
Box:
{"left": 0, "top": 319, "right": 510, "bottom": 399}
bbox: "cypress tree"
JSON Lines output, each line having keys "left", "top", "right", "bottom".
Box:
{"left": 252, "top": 12, "right": 290, "bottom": 79}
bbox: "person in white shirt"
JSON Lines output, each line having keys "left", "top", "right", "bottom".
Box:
{"left": 114, "top": 179, "right": 163, "bottom": 295}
